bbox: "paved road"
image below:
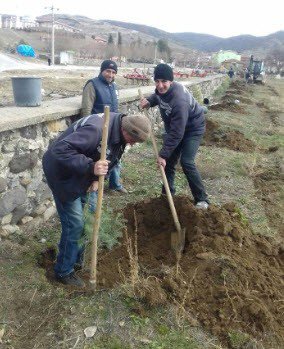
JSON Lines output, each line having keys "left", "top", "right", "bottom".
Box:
{"left": 0, "top": 53, "right": 100, "bottom": 72}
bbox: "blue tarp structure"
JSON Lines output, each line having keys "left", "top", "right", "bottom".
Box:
{"left": 16, "top": 45, "right": 36, "bottom": 57}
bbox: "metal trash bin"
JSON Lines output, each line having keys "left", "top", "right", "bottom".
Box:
{"left": 11, "top": 77, "right": 42, "bottom": 107}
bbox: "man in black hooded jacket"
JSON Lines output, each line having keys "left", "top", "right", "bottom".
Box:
{"left": 140, "top": 63, "right": 209, "bottom": 209}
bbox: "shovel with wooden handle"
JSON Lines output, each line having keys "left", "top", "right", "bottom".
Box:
{"left": 138, "top": 89, "right": 185, "bottom": 258}
{"left": 89, "top": 105, "right": 110, "bottom": 289}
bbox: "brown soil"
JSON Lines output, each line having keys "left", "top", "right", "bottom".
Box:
{"left": 40, "top": 196, "right": 284, "bottom": 347}
{"left": 210, "top": 80, "right": 254, "bottom": 113}
{"left": 221, "top": 93, "right": 254, "bottom": 105}
{"left": 204, "top": 119, "right": 257, "bottom": 152}
{"left": 209, "top": 101, "right": 246, "bottom": 113}
{"left": 253, "top": 164, "right": 284, "bottom": 236}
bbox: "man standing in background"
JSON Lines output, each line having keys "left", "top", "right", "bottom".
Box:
{"left": 81, "top": 59, "right": 127, "bottom": 194}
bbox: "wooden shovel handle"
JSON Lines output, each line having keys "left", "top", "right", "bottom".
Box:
{"left": 138, "top": 89, "right": 182, "bottom": 234}
{"left": 90, "top": 106, "right": 110, "bottom": 287}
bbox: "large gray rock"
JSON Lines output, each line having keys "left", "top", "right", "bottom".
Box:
{"left": 9, "top": 151, "right": 38, "bottom": 173}
{"left": 20, "top": 125, "right": 37, "bottom": 140}
{"left": 2, "top": 143, "right": 16, "bottom": 153}
{"left": 34, "top": 182, "right": 52, "bottom": 204}
{"left": 11, "top": 202, "right": 34, "bottom": 224}
{"left": 0, "top": 178, "right": 7, "bottom": 193}
{"left": 0, "top": 188, "right": 26, "bottom": 217}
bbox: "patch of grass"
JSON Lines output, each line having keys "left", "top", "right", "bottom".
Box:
{"left": 148, "top": 330, "right": 202, "bottom": 349}
{"left": 228, "top": 330, "right": 250, "bottom": 348}
{"left": 212, "top": 77, "right": 230, "bottom": 100}
{"left": 34, "top": 224, "right": 61, "bottom": 246}
{"left": 86, "top": 336, "right": 132, "bottom": 349}
{"left": 233, "top": 207, "right": 249, "bottom": 226}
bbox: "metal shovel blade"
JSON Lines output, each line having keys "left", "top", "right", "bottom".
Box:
{"left": 171, "top": 228, "right": 186, "bottom": 254}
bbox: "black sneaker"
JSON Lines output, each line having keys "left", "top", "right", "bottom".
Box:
{"left": 56, "top": 272, "right": 85, "bottom": 287}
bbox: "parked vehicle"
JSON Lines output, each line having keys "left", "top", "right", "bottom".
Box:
{"left": 247, "top": 55, "right": 265, "bottom": 83}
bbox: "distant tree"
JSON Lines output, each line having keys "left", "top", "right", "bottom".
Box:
{"left": 157, "top": 39, "right": 172, "bottom": 62}
{"left": 117, "top": 32, "right": 122, "bottom": 46}
{"left": 108, "top": 34, "right": 114, "bottom": 44}
{"left": 157, "top": 39, "right": 168, "bottom": 54}
{"left": 91, "top": 35, "right": 95, "bottom": 40}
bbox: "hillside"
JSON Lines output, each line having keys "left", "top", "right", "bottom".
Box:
{"left": 38, "top": 14, "right": 284, "bottom": 54}
{"left": 1, "top": 14, "right": 283, "bottom": 66}
{"left": 105, "top": 19, "right": 284, "bottom": 53}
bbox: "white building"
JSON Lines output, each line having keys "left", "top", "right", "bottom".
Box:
{"left": 60, "top": 51, "right": 74, "bottom": 65}
{"left": 36, "top": 19, "right": 81, "bottom": 33}
{"left": 20, "top": 16, "right": 37, "bottom": 28}
{"left": 1, "top": 14, "right": 19, "bottom": 28}
{"left": 0, "top": 14, "right": 37, "bottom": 29}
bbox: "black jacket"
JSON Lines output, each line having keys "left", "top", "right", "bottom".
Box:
{"left": 147, "top": 82, "right": 205, "bottom": 159}
{"left": 42, "top": 113, "right": 125, "bottom": 202}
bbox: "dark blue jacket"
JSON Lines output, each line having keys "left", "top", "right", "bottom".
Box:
{"left": 42, "top": 113, "right": 125, "bottom": 202}
{"left": 147, "top": 82, "right": 205, "bottom": 159}
{"left": 87, "top": 74, "right": 118, "bottom": 114}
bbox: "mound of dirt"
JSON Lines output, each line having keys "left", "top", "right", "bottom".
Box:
{"left": 204, "top": 119, "right": 257, "bottom": 152}
{"left": 40, "top": 196, "right": 284, "bottom": 346}
{"left": 209, "top": 101, "right": 246, "bottom": 113}
{"left": 253, "top": 164, "right": 284, "bottom": 236}
{"left": 221, "top": 93, "right": 254, "bottom": 105}
{"left": 98, "top": 196, "right": 284, "bottom": 346}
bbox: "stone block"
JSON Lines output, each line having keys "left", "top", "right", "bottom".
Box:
{"left": 21, "top": 216, "right": 34, "bottom": 224}
{"left": 9, "top": 151, "right": 38, "bottom": 174}
{"left": 20, "top": 125, "right": 37, "bottom": 140}
{"left": 2, "top": 213, "right": 12, "bottom": 225}
{"left": 0, "top": 178, "right": 7, "bottom": 193}
{"left": 43, "top": 206, "right": 57, "bottom": 221}
{"left": 47, "top": 119, "right": 68, "bottom": 133}
{"left": 0, "top": 188, "right": 26, "bottom": 217}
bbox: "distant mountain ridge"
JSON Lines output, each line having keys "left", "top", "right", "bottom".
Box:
{"left": 103, "top": 20, "right": 284, "bottom": 52}
{"left": 37, "top": 14, "right": 283, "bottom": 54}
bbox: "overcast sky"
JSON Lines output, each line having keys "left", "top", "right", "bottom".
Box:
{"left": 1, "top": 0, "right": 283, "bottom": 38}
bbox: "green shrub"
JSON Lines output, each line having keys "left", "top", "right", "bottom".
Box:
{"left": 83, "top": 198, "right": 126, "bottom": 250}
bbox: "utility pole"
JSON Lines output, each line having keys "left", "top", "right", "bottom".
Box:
{"left": 45, "top": 5, "right": 59, "bottom": 65}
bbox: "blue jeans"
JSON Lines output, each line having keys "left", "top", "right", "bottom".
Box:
{"left": 109, "top": 162, "right": 123, "bottom": 190}
{"left": 53, "top": 191, "right": 97, "bottom": 277}
{"left": 162, "top": 134, "right": 208, "bottom": 203}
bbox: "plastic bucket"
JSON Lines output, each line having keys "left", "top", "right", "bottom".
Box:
{"left": 11, "top": 77, "right": 42, "bottom": 107}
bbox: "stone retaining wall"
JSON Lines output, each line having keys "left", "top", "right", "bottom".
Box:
{"left": 0, "top": 75, "right": 226, "bottom": 237}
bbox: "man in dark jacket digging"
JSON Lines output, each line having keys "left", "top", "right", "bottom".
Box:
{"left": 42, "top": 113, "right": 151, "bottom": 287}
{"left": 140, "top": 63, "right": 209, "bottom": 209}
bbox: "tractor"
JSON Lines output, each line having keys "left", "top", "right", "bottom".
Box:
{"left": 247, "top": 55, "right": 265, "bottom": 83}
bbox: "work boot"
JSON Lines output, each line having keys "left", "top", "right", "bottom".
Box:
{"left": 195, "top": 201, "right": 209, "bottom": 210}
{"left": 55, "top": 272, "right": 85, "bottom": 287}
{"left": 117, "top": 187, "right": 128, "bottom": 194}
{"left": 111, "top": 187, "right": 128, "bottom": 194}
